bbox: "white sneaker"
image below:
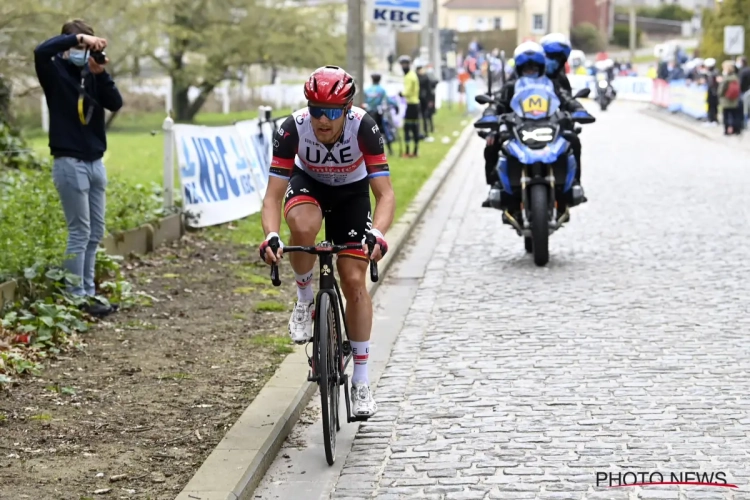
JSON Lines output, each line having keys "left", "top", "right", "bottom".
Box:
{"left": 351, "top": 382, "right": 378, "bottom": 417}
{"left": 288, "top": 301, "right": 314, "bottom": 344}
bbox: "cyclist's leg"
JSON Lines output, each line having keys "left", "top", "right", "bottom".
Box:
{"left": 283, "top": 169, "right": 324, "bottom": 343}
{"left": 327, "top": 181, "right": 377, "bottom": 416}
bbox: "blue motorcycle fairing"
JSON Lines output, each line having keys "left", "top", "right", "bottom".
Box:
{"left": 505, "top": 135, "right": 569, "bottom": 165}
{"left": 510, "top": 76, "right": 561, "bottom": 121}
{"left": 475, "top": 114, "right": 500, "bottom": 124}
{"left": 497, "top": 156, "right": 511, "bottom": 194}
{"left": 564, "top": 153, "right": 577, "bottom": 193}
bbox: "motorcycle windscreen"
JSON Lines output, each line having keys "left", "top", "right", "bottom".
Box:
{"left": 510, "top": 79, "right": 561, "bottom": 121}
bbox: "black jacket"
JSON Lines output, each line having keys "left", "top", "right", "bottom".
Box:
{"left": 739, "top": 67, "right": 750, "bottom": 94}
{"left": 34, "top": 34, "right": 123, "bottom": 161}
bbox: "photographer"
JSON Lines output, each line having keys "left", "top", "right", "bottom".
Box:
{"left": 34, "top": 19, "right": 123, "bottom": 317}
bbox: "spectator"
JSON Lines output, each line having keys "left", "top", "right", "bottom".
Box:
{"left": 34, "top": 19, "right": 123, "bottom": 316}
{"left": 703, "top": 58, "right": 719, "bottom": 127}
{"left": 399, "top": 55, "right": 421, "bottom": 157}
{"left": 737, "top": 56, "right": 750, "bottom": 128}
{"left": 718, "top": 60, "right": 742, "bottom": 136}
{"left": 387, "top": 52, "right": 395, "bottom": 74}
{"left": 416, "top": 62, "right": 437, "bottom": 139}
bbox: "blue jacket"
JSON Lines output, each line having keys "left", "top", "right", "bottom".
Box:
{"left": 34, "top": 34, "right": 123, "bottom": 161}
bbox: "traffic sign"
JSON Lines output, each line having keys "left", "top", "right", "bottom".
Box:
{"left": 724, "top": 25, "right": 744, "bottom": 56}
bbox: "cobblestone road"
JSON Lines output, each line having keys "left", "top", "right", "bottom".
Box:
{"left": 327, "top": 102, "right": 750, "bottom": 500}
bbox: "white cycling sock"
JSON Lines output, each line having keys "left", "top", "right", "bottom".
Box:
{"left": 350, "top": 340, "right": 370, "bottom": 385}
{"left": 294, "top": 270, "right": 314, "bottom": 303}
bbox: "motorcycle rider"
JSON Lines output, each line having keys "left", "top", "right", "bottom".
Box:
{"left": 480, "top": 42, "right": 594, "bottom": 207}
{"left": 540, "top": 33, "right": 586, "bottom": 200}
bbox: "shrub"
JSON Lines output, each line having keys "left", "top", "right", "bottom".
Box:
{"left": 611, "top": 24, "right": 643, "bottom": 48}
{"left": 571, "top": 23, "right": 606, "bottom": 53}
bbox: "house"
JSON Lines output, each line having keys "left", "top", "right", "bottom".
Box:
{"left": 515, "top": 0, "right": 572, "bottom": 45}
{"left": 440, "top": 0, "right": 519, "bottom": 32}
{"left": 572, "top": 0, "right": 614, "bottom": 41}
{"left": 613, "top": 0, "right": 714, "bottom": 9}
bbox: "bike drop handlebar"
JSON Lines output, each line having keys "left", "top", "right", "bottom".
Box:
{"left": 268, "top": 242, "right": 379, "bottom": 286}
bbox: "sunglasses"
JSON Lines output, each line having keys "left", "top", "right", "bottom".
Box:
{"left": 308, "top": 105, "right": 346, "bottom": 120}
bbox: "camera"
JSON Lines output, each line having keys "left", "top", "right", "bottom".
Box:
{"left": 90, "top": 50, "right": 106, "bottom": 64}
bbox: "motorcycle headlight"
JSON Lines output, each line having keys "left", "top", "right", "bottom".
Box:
{"left": 598, "top": 80, "right": 608, "bottom": 89}
{"left": 517, "top": 126, "right": 555, "bottom": 149}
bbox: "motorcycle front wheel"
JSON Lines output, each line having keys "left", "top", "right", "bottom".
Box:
{"left": 529, "top": 184, "right": 549, "bottom": 266}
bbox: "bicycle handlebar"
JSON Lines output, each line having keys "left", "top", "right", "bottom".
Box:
{"left": 268, "top": 242, "right": 379, "bottom": 286}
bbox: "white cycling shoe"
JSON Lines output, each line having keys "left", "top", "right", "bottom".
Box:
{"left": 288, "top": 301, "right": 314, "bottom": 344}
{"left": 351, "top": 382, "right": 378, "bottom": 417}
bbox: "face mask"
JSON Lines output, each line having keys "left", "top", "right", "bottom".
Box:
{"left": 402, "top": 65, "right": 410, "bottom": 75}
{"left": 545, "top": 58, "right": 559, "bottom": 76}
{"left": 68, "top": 48, "right": 88, "bottom": 67}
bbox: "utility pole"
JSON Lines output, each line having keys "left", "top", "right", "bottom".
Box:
{"left": 347, "top": 0, "right": 366, "bottom": 106}
{"left": 430, "top": 0, "right": 442, "bottom": 79}
{"left": 629, "top": 0, "right": 636, "bottom": 62}
{"left": 546, "top": 0, "right": 553, "bottom": 35}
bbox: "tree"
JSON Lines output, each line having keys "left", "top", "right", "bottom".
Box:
{"left": 699, "top": 0, "right": 750, "bottom": 62}
{"left": 148, "top": 0, "right": 346, "bottom": 122}
{"left": 571, "top": 23, "right": 606, "bottom": 53}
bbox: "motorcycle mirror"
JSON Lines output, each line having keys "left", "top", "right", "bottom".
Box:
{"left": 574, "top": 88, "right": 590, "bottom": 99}
{"left": 475, "top": 95, "right": 493, "bottom": 105}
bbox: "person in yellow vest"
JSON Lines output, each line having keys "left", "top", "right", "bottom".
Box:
{"left": 575, "top": 65, "right": 588, "bottom": 75}
{"left": 647, "top": 66, "right": 657, "bottom": 79}
{"left": 399, "top": 55, "right": 421, "bottom": 157}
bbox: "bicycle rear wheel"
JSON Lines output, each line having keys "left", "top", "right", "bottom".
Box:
{"left": 317, "top": 292, "right": 340, "bottom": 465}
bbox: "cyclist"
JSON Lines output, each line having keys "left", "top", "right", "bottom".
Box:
{"left": 259, "top": 66, "right": 395, "bottom": 417}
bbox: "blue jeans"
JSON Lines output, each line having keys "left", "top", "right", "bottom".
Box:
{"left": 52, "top": 157, "right": 107, "bottom": 297}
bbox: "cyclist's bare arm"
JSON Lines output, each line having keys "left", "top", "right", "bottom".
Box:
{"left": 359, "top": 113, "right": 395, "bottom": 260}
{"left": 369, "top": 176, "right": 395, "bottom": 238}
{"left": 261, "top": 116, "right": 299, "bottom": 263}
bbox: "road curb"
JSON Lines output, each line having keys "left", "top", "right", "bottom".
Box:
{"left": 175, "top": 116, "right": 480, "bottom": 500}
{"left": 640, "top": 106, "right": 750, "bottom": 154}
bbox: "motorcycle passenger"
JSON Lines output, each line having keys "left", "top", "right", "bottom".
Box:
{"left": 480, "top": 42, "right": 594, "bottom": 208}
{"left": 540, "top": 33, "right": 586, "bottom": 200}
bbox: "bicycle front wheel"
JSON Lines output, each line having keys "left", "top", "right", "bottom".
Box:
{"left": 317, "top": 292, "right": 339, "bottom": 465}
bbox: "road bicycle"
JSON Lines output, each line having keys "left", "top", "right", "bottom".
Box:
{"left": 268, "top": 238, "right": 379, "bottom": 465}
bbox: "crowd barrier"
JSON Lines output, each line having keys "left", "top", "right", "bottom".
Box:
{"left": 163, "top": 108, "right": 276, "bottom": 229}
{"left": 651, "top": 78, "right": 708, "bottom": 120}
{"left": 567, "top": 75, "right": 653, "bottom": 102}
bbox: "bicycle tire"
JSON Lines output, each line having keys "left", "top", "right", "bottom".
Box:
{"left": 317, "top": 293, "right": 339, "bottom": 465}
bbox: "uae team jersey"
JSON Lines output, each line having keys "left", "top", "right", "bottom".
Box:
{"left": 269, "top": 106, "right": 390, "bottom": 186}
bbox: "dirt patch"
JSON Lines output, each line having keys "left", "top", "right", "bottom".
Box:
{"left": 0, "top": 234, "right": 299, "bottom": 500}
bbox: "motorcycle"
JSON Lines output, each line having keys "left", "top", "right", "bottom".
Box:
{"left": 474, "top": 84, "right": 592, "bottom": 267}
{"left": 595, "top": 77, "right": 615, "bottom": 111}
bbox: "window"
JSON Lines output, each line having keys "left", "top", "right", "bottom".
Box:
{"left": 476, "top": 17, "right": 486, "bottom": 31}
{"left": 494, "top": 17, "right": 502, "bottom": 30}
{"left": 532, "top": 14, "right": 544, "bottom": 33}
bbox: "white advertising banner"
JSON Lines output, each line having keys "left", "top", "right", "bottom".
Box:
{"left": 173, "top": 124, "right": 267, "bottom": 228}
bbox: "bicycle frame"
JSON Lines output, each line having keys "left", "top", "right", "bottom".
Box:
{"left": 268, "top": 240, "right": 378, "bottom": 424}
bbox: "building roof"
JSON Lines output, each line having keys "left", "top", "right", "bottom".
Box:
{"left": 443, "top": 0, "right": 518, "bottom": 9}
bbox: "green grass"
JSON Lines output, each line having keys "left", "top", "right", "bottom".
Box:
{"left": 254, "top": 300, "right": 287, "bottom": 312}
{"left": 248, "top": 333, "right": 294, "bottom": 354}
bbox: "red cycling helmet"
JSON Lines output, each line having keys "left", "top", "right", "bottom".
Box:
{"left": 304, "top": 66, "right": 356, "bottom": 106}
